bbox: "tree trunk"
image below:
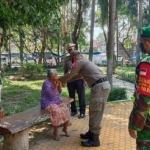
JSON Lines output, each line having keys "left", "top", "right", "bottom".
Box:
{"left": 38, "top": 28, "right": 47, "bottom": 64}
{"left": 61, "top": 5, "right": 67, "bottom": 65}
{"left": 8, "top": 36, "right": 11, "bottom": 67}
{"left": 102, "top": 26, "right": 107, "bottom": 43}
{"left": 57, "top": 34, "right": 60, "bottom": 67}
{"left": 0, "top": 26, "right": 3, "bottom": 71}
{"left": 107, "top": 0, "right": 116, "bottom": 87}
{"left": 89, "top": 0, "right": 96, "bottom": 61}
{"left": 19, "top": 27, "right": 24, "bottom": 75}
{"left": 0, "top": 47, "right": 1, "bottom": 71}
{"left": 72, "top": 0, "right": 83, "bottom": 49}
{"left": 136, "top": 0, "right": 143, "bottom": 65}
{"left": 70, "top": 0, "right": 73, "bottom": 43}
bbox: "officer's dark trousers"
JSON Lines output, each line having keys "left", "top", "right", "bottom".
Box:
{"left": 67, "top": 79, "right": 86, "bottom": 114}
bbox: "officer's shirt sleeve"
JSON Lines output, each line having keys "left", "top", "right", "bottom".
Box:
{"left": 66, "top": 60, "right": 72, "bottom": 73}
{"left": 59, "top": 60, "right": 83, "bottom": 83}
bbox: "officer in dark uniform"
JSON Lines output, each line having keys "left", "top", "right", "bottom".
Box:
{"left": 60, "top": 50, "right": 111, "bottom": 147}
{"left": 63, "top": 43, "right": 86, "bottom": 118}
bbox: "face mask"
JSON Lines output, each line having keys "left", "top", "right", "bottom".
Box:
{"left": 68, "top": 49, "right": 72, "bottom": 53}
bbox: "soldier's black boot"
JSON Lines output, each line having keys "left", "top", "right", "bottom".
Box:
{"left": 80, "top": 130, "right": 91, "bottom": 139}
{"left": 81, "top": 133, "right": 100, "bottom": 147}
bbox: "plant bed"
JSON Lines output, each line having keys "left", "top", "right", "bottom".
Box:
{"left": 107, "top": 87, "right": 128, "bottom": 102}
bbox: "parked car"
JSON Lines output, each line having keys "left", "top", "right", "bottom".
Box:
{"left": 11, "top": 62, "right": 20, "bottom": 69}
{"left": 102, "top": 57, "right": 107, "bottom": 65}
{"left": 102, "top": 56, "right": 123, "bottom": 66}
{"left": 117, "top": 57, "right": 123, "bottom": 65}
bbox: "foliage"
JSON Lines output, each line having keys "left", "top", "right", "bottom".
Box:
{"left": 124, "top": 38, "right": 136, "bottom": 50}
{"left": 124, "top": 0, "right": 137, "bottom": 18}
{"left": 22, "top": 63, "right": 43, "bottom": 79}
{"left": 115, "top": 66, "right": 135, "bottom": 82}
{"left": 107, "top": 87, "right": 127, "bottom": 102}
{"left": 0, "top": 0, "right": 65, "bottom": 29}
{"left": 143, "top": 2, "right": 150, "bottom": 26}
{"left": 97, "top": 0, "right": 108, "bottom": 26}
{"left": 1, "top": 65, "right": 135, "bottom": 116}
{"left": 1, "top": 78, "right": 43, "bottom": 116}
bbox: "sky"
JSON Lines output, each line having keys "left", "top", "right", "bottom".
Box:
{"left": 87, "top": 27, "right": 102, "bottom": 41}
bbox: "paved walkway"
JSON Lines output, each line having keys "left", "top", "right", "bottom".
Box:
{"left": 113, "top": 78, "right": 134, "bottom": 96}
{"left": 29, "top": 101, "right": 135, "bottom": 150}
{"left": 28, "top": 79, "right": 136, "bottom": 150}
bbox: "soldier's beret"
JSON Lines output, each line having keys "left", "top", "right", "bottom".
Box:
{"left": 70, "top": 50, "right": 79, "bottom": 57}
{"left": 140, "top": 26, "right": 150, "bottom": 53}
{"left": 141, "top": 26, "right": 150, "bottom": 37}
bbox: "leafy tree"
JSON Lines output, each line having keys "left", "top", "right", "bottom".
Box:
{"left": 0, "top": 0, "right": 65, "bottom": 28}
{"left": 0, "top": 0, "right": 66, "bottom": 70}
{"left": 89, "top": 0, "right": 96, "bottom": 61}
{"left": 71, "top": 0, "right": 90, "bottom": 49}
{"left": 124, "top": 0, "right": 137, "bottom": 18}
{"left": 143, "top": 0, "right": 150, "bottom": 26}
{"left": 107, "top": 0, "right": 116, "bottom": 86}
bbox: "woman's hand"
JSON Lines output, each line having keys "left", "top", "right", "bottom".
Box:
{"left": 57, "top": 81, "right": 62, "bottom": 91}
{"left": 53, "top": 80, "right": 62, "bottom": 93}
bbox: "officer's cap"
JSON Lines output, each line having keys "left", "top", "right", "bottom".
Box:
{"left": 68, "top": 43, "right": 75, "bottom": 48}
{"left": 70, "top": 50, "right": 80, "bottom": 57}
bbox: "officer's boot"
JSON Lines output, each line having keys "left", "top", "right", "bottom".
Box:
{"left": 80, "top": 130, "right": 91, "bottom": 139}
{"left": 81, "top": 132, "right": 100, "bottom": 147}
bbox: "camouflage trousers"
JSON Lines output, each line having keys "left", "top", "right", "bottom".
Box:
{"left": 136, "top": 121, "right": 150, "bottom": 150}
{"left": 129, "top": 93, "right": 150, "bottom": 150}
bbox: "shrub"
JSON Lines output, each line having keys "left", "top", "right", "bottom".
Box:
{"left": 107, "top": 87, "right": 127, "bottom": 102}
{"left": 115, "top": 66, "right": 135, "bottom": 83}
{"left": 22, "top": 63, "right": 43, "bottom": 79}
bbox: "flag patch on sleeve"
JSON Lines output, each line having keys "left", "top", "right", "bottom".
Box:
{"left": 139, "top": 68, "right": 147, "bottom": 76}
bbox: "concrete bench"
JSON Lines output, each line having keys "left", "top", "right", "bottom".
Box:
{"left": 0, "top": 97, "right": 73, "bottom": 150}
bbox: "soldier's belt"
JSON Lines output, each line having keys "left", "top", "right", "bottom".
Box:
{"left": 91, "top": 77, "right": 108, "bottom": 88}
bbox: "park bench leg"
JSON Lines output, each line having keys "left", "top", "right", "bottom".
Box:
{"left": 66, "top": 102, "right": 72, "bottom": 125}
{"left": 3, "top": 128, "right": 29, "bottom": 150}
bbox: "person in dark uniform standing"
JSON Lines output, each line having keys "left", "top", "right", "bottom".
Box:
{"left": 63, "top": 43, "right": 86, "bottom": 118}
{"left": 60, "top": 50, "right": 111, "bottom": 147}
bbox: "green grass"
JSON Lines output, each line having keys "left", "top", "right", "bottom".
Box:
{"left": 2, "top": 78, "right": 43, "bottom": 116}
{"left": 1, "top": 76, "right": 91, "bottom": 116}
{"left": 1, "top": 65, "right": 131, "bottom": 116}
{"left": 115, "top": 66, "right": 135, "bottom": 82}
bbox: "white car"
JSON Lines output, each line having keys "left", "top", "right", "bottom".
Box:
{"left": 11, "top": 62, "right": 20, "bottom": 69}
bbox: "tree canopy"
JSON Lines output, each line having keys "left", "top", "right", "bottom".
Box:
{"left": 0, "top": 0, "right": 67, "bottom": 29}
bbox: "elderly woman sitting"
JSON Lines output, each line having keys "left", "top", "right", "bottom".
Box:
{"left": 40, "top": 69, "right": 70, "bottom": 141}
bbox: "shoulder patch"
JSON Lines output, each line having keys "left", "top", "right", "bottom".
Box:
{"left": 136, "top": 61, "right": 150, "bottom": 96}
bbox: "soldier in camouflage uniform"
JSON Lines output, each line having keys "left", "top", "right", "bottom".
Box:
{"left": 128, "top": 26, "right": 150, "bottom": 150}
